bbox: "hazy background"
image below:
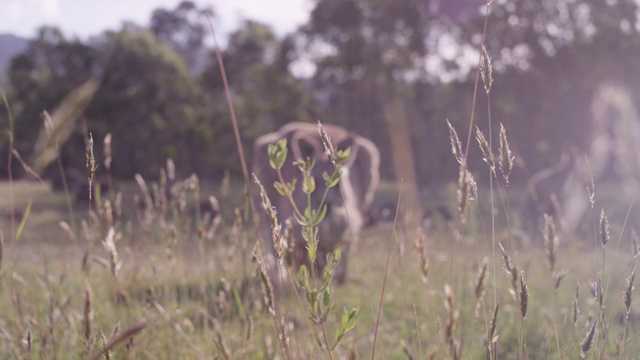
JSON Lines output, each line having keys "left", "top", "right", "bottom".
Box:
{"left": 1, "top": 0, "right": 640, "bottom": 201}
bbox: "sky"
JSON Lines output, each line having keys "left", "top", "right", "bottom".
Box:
{"left": 0, "top": 0, "right": 311, "bottom": 39}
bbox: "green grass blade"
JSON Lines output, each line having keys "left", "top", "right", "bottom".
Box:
{"left": 15, "top": 199, "right": 32, "bottom": 243}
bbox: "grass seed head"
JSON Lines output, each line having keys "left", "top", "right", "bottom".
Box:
{"left": 554, "top": 270, "right": 568, "bottom": 290}
{"left": 444, "top": 284, "right": 459, "bottom": 354}
{"left": 447, "top": 120, "right": 463, "bottom": 165}
{"left": 317, "top": 120, "right": 335, "bottom": 164}
{"left": 474, "top": 257, "right": 489, "bottom": 317}
{"left": 457, "top": 164, "right": 471, "bottom": 223}
{"left": 86, "top": 132, "right": 96, "bottom": 188}
{"left": 102, "top": 227, "right": 121, "bottom": 279}
{"left": 475, "top": 126, "right": 495, "bottom": 174}
{"left": 487, "top": 301, "right": 500, "bottom": 358}
{"left": 624, "top": 270, "right": 635, "bottom": 315}
{"left": 258, "top": 261, "right": 276, "bottom": 317}
{"left": 596, "top": 273, "right": 604, "bottom": 310}
{"left": 480, "top": 44, "right": 493, "bottom": 94}
{"left": 581, "top": 322, "right": 597, "bottom": 358}
{"left": 519, "top": 271, "right": 529, "bottom": 319}
{"left": 599, "top": 209, "right": 610, "bottom": 248}
{"left": 253, "top": 174, "right": 284, "bottom": 259}
{"left": 632, "top": 230, "right": 640, "bottom": 259}
{"left": 498, "top": 123, "right": 514, "bottom": 185}
{"left": 585, "top": 155, "right": 595, "bottom": 209}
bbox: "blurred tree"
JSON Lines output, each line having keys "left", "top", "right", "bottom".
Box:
{"left": 85, "top": 27, "right": 207, "bottom": 179}
{"left": 201, "top": 20, "right": 318, "bottom": 173}
{"left": 2, "top": 26, "right": 98, "bottom": 179}
{"left": 149, "top": 0, "right": 213, "bottom": 72}
{"left": 462, "top": 0, "right": 640, "bottom": 176}
{"left": 299, "top": 0, "right": 446, "bottom": 213}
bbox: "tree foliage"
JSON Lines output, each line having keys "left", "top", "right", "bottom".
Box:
{"left": 3, "top": 0, "right": 640, "bottom": 188}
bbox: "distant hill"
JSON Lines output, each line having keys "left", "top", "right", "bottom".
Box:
{"left": 0, "top": 33, "right": 29, "bottom": 88}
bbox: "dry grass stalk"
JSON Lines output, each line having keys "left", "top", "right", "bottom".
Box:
{"left": 585, "top": 155, "right": 595, "bottom": 209}
{"left": 457, "top": 164, "right": 470, "bottom": 223}
{"left": 624, "top": 270, "right": 635, "bottom": 318}
{"left": 580, "top": 322, "right": 597, "bottom": 359}
{"left": 553, "top": 270, "right": 568, "bottom": 290}
{"left": 543, "top": 214, "right": 558, "bottom": 273}
{"left": 414, "top": 230, "right": 430, "bottom": 284}
{"left": 214, "top": 321, "right": 232, "bottom": 360}
{"left": 487, "top": 301, "right": 500, "bottom": 360}
{"left": 317, "top": 121, "right": 335, "bottom": 164}
{"left": 480, "top": 44, "right": 493, "bottom": 94}
{"left": 447, "top": 120, "right": 463, "bottom": 165}
{"left": 573, "top": 283, "right": 580, "bottom": 333}
{"left": 100, "top": 331, "right": 110, "bottom": 360}
{"left": 499, "top": 242, "right": 519, "bottom": 302}
{"left": 596, "top": 273, "right": 604, "bottom": 310}
{"left": 103, "top": 200, "right": 114, "bottom": 229}
{"left": 444, "top": 284, "right": 460, "bottom": 360}
{"left": 90, "top": 321, "right": 148, "bottom": 360}
{"left": 519, "top": 272, "right": 528, "bottom": 319}
{"left": 59, "top": 221, "right": 76, "bottom": 243}
{"left": 599, "top": 209, "right": 610, "bottom": 248}
{"left": 475, "top": 126, "right": 495, "bottom": 174}
{"left": 253, "top": 174, "right": 283, "bottom": 260}
{"left": 258, "top": 261, "right": 276, "bottom": 317}
{"left": 24, "top": 329, "right": 31, "bottom": 353}
{"left": 498, "top": 123, "right": 514, "bottom": 185}
{"left": 474, "top": 257, "right": 489, "bottom": 317}
{"left": 11, "top": 149, "right": 43, "bottom": 181}
{"left": 103, "top": 133, "right": 112, "bottom": 172}
{"left": 632, "top": 230, "right": 640, "bottom": 259}
{"left": 86, "top": 133, "right": 96, "bottom": 200}
{"left": 102, "top": 227, "right": 121, "bottom": 279}
{"left": 0, "top": 232, "right": 3, "bottom": 273}
{"left": 83, "top": 280, "right": 93, "bottom": 343}
{"left": 468, "top": 171, "right": 478, "bottom": 204}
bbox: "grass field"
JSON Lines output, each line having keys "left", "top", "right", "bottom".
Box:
{"left": 0, "top": 175, "right": 638, "bottom": 359}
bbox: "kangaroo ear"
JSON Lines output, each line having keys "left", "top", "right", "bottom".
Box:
{"left": 291, "top": 132, "right": 324, "bottom": 161}
{"left": 335, "top": 136, "right": 354, "bottom": 152}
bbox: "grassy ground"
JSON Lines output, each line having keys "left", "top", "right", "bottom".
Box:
{"left": 0, "top": 178, "right": 639, "bottom": 359}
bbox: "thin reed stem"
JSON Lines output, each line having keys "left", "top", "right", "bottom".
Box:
{"left": 206, "top": 15, "right": 292, "bottom": 360}
{"left": 372, "top": 180, "right": 403, "bottom": 360}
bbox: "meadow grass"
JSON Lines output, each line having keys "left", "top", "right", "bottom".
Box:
{"left": 1, "top": 2, "right": 640, "bottom": 358}
{"left": 0, "top": 178, "right": 639, "bottom": 358}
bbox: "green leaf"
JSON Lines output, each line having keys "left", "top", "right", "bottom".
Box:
{"left": 302, "top": 173, "right": 316, "bottom": 194}
{"left": 94, "top": 183, "right": 102, "bottom": 208}
{"left": 296, "top": 265, "right": 309, "bottom": 288}
{"left": 15, "top": 199, "right": 33, "bottom": 243}
{"left": 325, "top": 170, "right": 342, "bottom": 188}
{"left": 308, "top": 241, "right": 317, "bottom": 263}
{"left": 332, "top": 248, "right": 341, "bottom": 264}
{"left": 343, "top": 307, "right": 359, "bottom": 333}
{"left": 312, "top": 205, "right": 327, "bottom": 225}
{"left": 336, "top": 147, "right": 351, "bottom": 166}
{"left": 268, "top": 139, "right": 287, "bottom": 170}
{"left": 323, "top": 287, "right": 332, "bottom": 307}
{"left": 274, "top": 181, "right": 286, "bottom": 196}
{"left": 288, "top": 178, "right": 297, "bottom": 193}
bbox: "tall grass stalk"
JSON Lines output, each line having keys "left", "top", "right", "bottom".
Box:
{"left": 2, "top": 92, "right": 16, "bottom": 261}
{"left": 372, "top": 181, "right": 402, "bottom": 360}
{"left": 207, "top": 15, "right": 292, "bottom": 359}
